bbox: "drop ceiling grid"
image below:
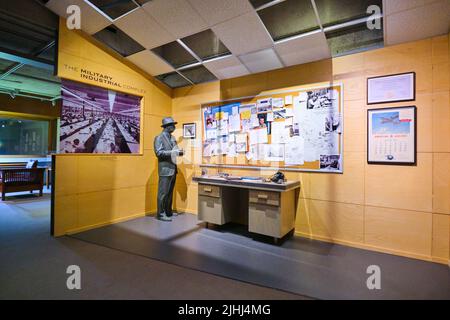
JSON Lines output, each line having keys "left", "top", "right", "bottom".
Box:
{"left": 44, "top": 0, "right": 448, "bottom": 88}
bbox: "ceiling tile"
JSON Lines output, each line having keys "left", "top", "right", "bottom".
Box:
{"left": 249, "top": 0, "right": 274, "bottom": 9}
{"left": 46, "top": 0, "right": 111, "bottom": 35}
{"left": 93, "top": 25, "right": 145, "bottom": 57}
{"left": 114, "top": 8, "right": 175, "bottom": 49}
{"left": 239, "top": 48, "right": 283, "bottom": 73}
{"left": 179, "top": 65, "right": 217, "bottom": 84}
{"left": 156, "top": 72, "right": 192, "bottom": 88}
{"left": 275, "top": 31, "right": 331, "bottom": 66}
{"left": 314, "top": 0, "right": 383, "bottom": 28}
{"left": 187, "top": 0, "right": 254, "bottom": 26}
{"left": 87, "top": 0, "right": 139, "bottom": 20}
{"left": 142, "top": 0, "right": 208, "bottom": 39}
{"left": 385, "top": 0, "right": 450, "bottom": 45}
{"left": 384, "top": 0, "right": 441, "bottom": 15}
{"left": 212, "top": 11, "right": 273, "bottom": 56}
{"left": 326, "top": 21, "right": 384, "bottom": 57}
{"left": 152, "top": 41, "right": 198, "bottom": 68}
{"left": 126, "top": 50, "right": 175, "bottom": 76}
{"left": 257, "top": 0, "right": 320, "bottom": 41}
{"left": 204, "top": 55, "right": 250, "bottom": 79}
{"left": 181, "top": 29, "right": 230, "bottom": 61}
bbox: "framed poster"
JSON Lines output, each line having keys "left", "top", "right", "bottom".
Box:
{"left": 60, "top": 79, "right": 142, "bottom": 154}
{"left": 367, "top": 106, "right": 416, "bottom": 165}
{"left": 367, "top": 72, "right": 415, "bottom": 104}
{"left": 183, "top": 123, "right": 196, "bottom": 139}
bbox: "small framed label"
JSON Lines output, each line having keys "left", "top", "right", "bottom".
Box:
{"left": 367, "top": 72, "right": 415, "bottom": 105}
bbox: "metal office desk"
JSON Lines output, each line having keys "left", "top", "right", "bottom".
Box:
{"left": 193, "top": 176, "right": 300, "bottom": 243}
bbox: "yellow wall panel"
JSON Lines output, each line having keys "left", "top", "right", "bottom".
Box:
{"left": 365, "top": 153, "right": 433, "bottom": 212}
{"left": 150, "top": 86, "right": 173, "bottom": 117}
{"left": 344, "top": 100, "right": 366, "bottom": 152}
{"left": 54, "top": 195, "right": 78, "bottom": 236}
{"left": 433, "top": 153, "right": 450, "bottom": 214}
{"left": 336, "top": 75, "right": 366, "bottom": 102}
{"left": 110, "top": 186, "right": 147, "bottom": 220}
{"left": 365, "top": 206, "right": 432, "bottom": 257}
{"left": 432, "top": 62, "right": 450, "bottom": 92}
{"left": 332, "top": 53, "right": 365, "bottom": 75}
{"left": 432, "top": 91, "right": 450, "bottom": 152}
{"left": 55, "top": 156, "right": 79, "bottom": 196}
{"left": 432, "top": 213, "right": 450, "bottom": 261}
{"left": 432, "top": 35, "right": 449, "bottom": 65}
{"left": 77, "top": 190, "right": 115, "bottom": 228}
{"left": 174, "top": 184, "right": 198, "bottom": 214}
{"left": 308, "top": 152, "right": 365, "bottom": 205}
{"left": 296, "top": 199, "right": 364, "bottom": 243}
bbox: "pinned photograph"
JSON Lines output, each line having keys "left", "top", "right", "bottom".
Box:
{"left": 183, "top": 123, "right": 196, "bottom": 139}
{"left": 257, "top": 98, "right": 272, "bottom": 113}
{"left": 320, "top": 155, "right": 341, "bottom": 170}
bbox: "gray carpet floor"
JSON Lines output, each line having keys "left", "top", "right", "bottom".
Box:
{"left": 0, "top": 190, "right": 307, "bottom": 300}
{"left": 72, "top": 213, "right": 450, "bottom": 300}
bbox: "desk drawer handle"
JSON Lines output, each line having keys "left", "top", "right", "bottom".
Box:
{"left": 257, "top": 194, "right": 268, "bottom": 200}
{"left": 203, "top": 187, "right": 212, "bottom": 193}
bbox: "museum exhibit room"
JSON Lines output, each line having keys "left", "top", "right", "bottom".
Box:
{"left": 0, "top": 0, "right": 449, "bottom": 304}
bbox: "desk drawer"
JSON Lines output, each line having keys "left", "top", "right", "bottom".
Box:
{"left": 199, "top": 184, "right": 220, "bottom": 198}
{"left": 249, "top": 190, "right": 280, "bottom": 206}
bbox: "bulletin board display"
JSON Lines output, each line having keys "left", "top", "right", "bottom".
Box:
{"left": 201, "top": 83, "right": 343, "bottom": 173}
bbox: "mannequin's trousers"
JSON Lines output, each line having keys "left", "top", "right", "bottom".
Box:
{"left": 157, "top": 174, "right": 176, "bottom": 217}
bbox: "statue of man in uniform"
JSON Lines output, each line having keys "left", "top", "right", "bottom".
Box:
{"left": 154, "top": 117, "right": 184, "bottom": 221}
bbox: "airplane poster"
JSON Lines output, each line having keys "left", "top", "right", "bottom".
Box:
{"left": 367, "top": 106, "right": 416, "bottom": 165}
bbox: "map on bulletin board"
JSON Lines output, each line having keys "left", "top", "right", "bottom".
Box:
{"left": 201, "top": 83, "right": 343, "bottom": 173}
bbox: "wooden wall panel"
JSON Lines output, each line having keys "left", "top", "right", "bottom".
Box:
{"left": 432, "top": 213, "right": 450, "bottom": 262}
{"left": 296, "top": 199, "right": 364, "bottom": 244}
{"left": 365, "top": 206, "right": 432, "bottom": 258}
{"left": 365, "top": 153, "right": 433, "bottom": 212}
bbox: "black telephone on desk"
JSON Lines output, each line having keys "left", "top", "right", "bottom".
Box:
{"left": 269, "top": 171, "right": 286, "bottom": 184}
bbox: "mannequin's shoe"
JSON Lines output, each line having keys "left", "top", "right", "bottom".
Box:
{"left": 157, "top": 214, "right": 172, "bottom": 222}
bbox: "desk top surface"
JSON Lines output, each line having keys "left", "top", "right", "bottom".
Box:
{"left": 193, "top": 176, "right": 300, "bottom": 192}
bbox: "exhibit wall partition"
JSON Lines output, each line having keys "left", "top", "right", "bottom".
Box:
{"left": 172, "top": 34, "right": 450, "bottom": 265}
{"left": 53, "top": 21, "right": 172, "bottom": 236}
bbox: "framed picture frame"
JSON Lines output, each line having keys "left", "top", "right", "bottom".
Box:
{"left": 367, "top": 72, "right": 416, "bottom": 105}
{"left": 183, "top": 123, "right": 196, "bottom": 139}
{"left": 367, "top": 106, "right": 417, "bottom": 165}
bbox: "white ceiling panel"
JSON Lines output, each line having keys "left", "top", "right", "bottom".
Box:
{"left": 385, "top": 0, "right": 450, "bottom": 45}
{"left": 275, "top": 31, "right": 331, "bottom": 66}
{"left": 46, "top": 0, "right": 111, "bottom": 35}
{"left": 383, "top": 0, "right": 443, "bottom": 15}
{"left": 187, "top": 0, "right": 254, "bottom": 26}
{"left": 239, "top": 48, "right": 283, "bottom": 73}
{"left": 142, "top": 0, "right": 208, "bottom": 39}
{"left": 212, "top": 11, "right": 273, "bottom": 56}
{"left": 204, "top": 55, "right": 250, "bottom": 79}
{"left": 126, "top": 50, "right": 175, "bottom": 76}
{"left": 114, "top": 9, "right": 175, "bottom": 49}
